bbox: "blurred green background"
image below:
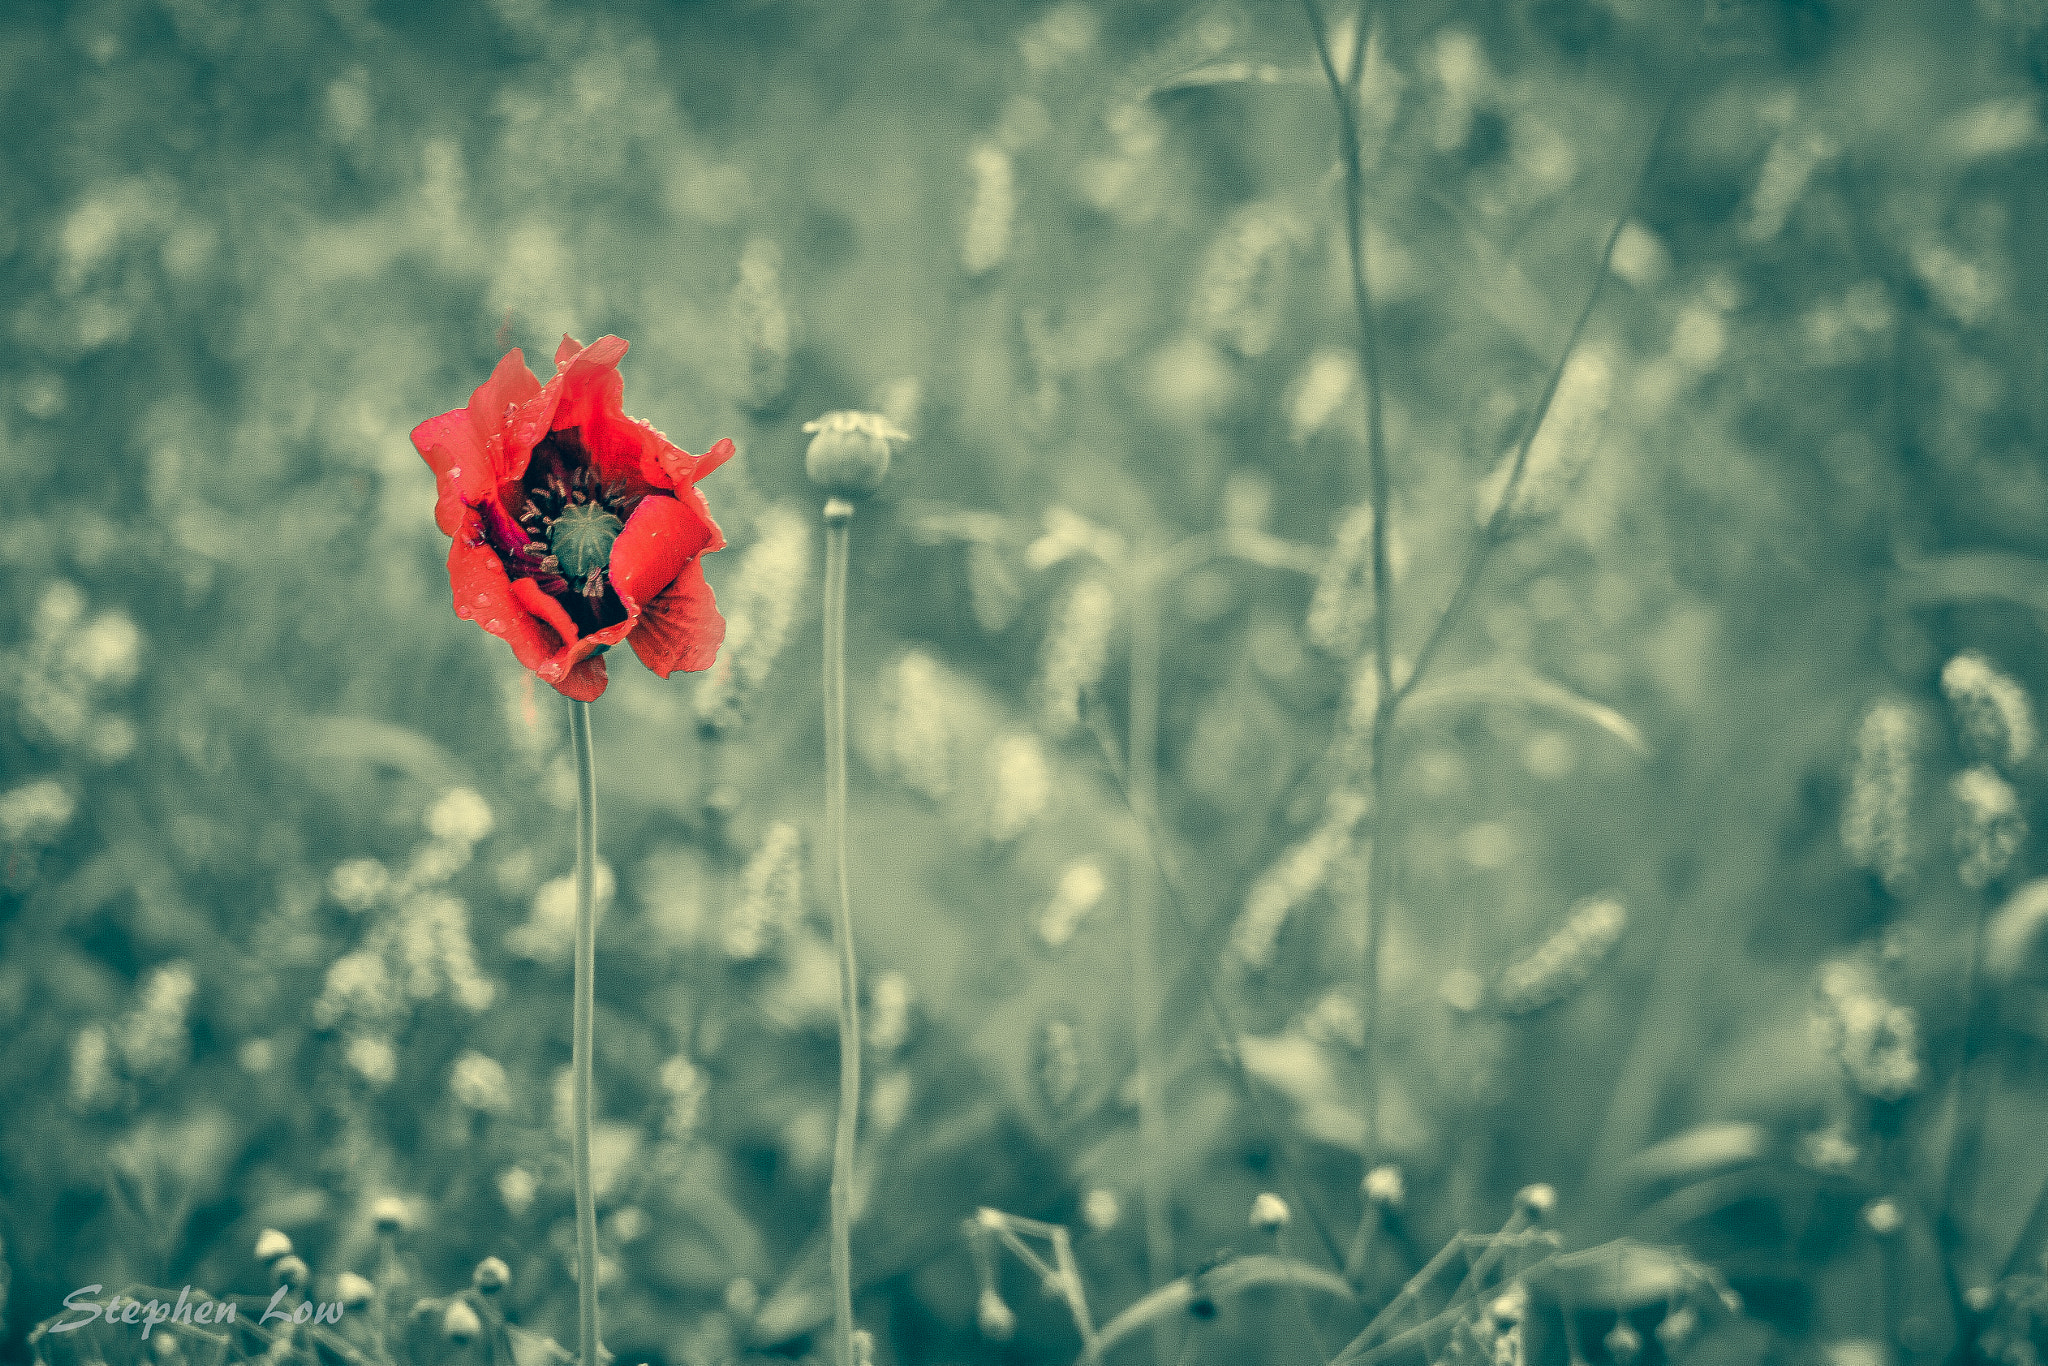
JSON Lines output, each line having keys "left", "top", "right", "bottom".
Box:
{"left": 5, "top": 0, "right": 2048, "bottom": 1362}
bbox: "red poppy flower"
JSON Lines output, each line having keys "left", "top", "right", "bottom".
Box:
{"left": 411, "top": 335, "right": 730, "bottom": 701}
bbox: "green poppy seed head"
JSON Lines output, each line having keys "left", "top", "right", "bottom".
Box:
{"left": 550, "top": 502, "right": 623, "bottom": 580}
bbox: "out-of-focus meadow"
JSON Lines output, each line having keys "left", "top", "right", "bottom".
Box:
{"left": 5, "top": 0, "right": 2048, "bottom": 1362}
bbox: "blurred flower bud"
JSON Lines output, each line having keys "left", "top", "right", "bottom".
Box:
{"left": 1942, "top": 652, "right": 2036, "bottom": 770}
{"left": 1363, "top": 1165, "right": 1406, "bottom": 1209}
{"left": 473, "top": 1257, "right": 511, "bottom": 1294}
{"left": 443, "top": 1298, "right": 482, "bottom": 1344}
{"left": 1515, "top": 1184, "right": 1557, "bottom": 1218}
{"left": 371, "top": 1196, "right": 409, "bottom": 1234}
{"left": 1966, "top": 1285, "right": 1995, "bottom": 1314}
{"left": 1490, "top": 1284, "right": 1528, "bottom": 1327}
{"left": 1864, "top": 1197, "right": 1903, "bottom": 1236}
{"left": 1843, "top": 701, "right": 1918, "bottom": 894}
{"left": 1655, "top": 1305, "right": 1697, "bottom": 1355}
{"left": 1082, "top": 1187, "right": 1121, "bottom": 1232}
{"left": 1604, "top": 1322, "right": 1642, "bottom": 1366}
{"left": 1953, "top": 765, "right": 2025, "bottom": 889}
{"left": 804, "top": 411, "right": 906, "bottom": 498}
{"left": 977, "top": 1289, "right": 1016, "bottom": 1341}
{"left": 1249, "top": 1192, "right": 1290, "bottom": 1233}
{"left": 336, "top": 1273, "right": 376, "bottom": 1310}
{"left": 272, "top": 1255, "right": 309, "bottom": 1293}
{"left": 254, "top": 1228, "right": 294, "bottom": 1264}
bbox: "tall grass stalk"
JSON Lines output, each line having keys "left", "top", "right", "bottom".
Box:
{"left": 1300, "top": 0, "right": 1396, "bottom": 1161}
{"left": 822, "top": 495, "right": 862, "bottom": 1366}
{"left": 1127, "top": 551, "right": 1175, "bottom": 1366}
{"left": 569, "top": 698, "right": 602, "bottom": 1366}
{"left": 1302, "top": 0, "right": 1679, "bottom": 1176}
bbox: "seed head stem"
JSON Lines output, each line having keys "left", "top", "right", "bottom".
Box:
{"left": 822, "top": 496, "right": 861, "bottom": 1366}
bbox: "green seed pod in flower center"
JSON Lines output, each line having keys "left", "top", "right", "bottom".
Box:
{"left": 550, "top": 503, "right": 623, "bottom": 580}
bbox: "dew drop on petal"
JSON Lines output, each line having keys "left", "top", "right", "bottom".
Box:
{"left": 450, "top": 466, "right": 462, "bottom": 478}
{"left": 457, "top": 607, "right": 472, "bottom": 618}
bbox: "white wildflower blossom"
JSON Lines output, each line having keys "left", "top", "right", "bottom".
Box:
{"left": 698, "top": 507, "right": 808, "bottom": 730}
{"left": 426, "top": 788, "right": 495, "bottom": 848}
{"left": 118, "top": 962, "right": 196, "bottom": 1080}
{"left": 67, "top": 611, "right": 143, "bottom": 690}
{"left": 962, "top": 144, "right": 1016, "bottom": 277}
{"left": 346, "top": 1035, "right": 399, "bottom": 1089}
{"left": 70, "top": 1024, "right": 114, "bottom": 1110}
{"left": 1192, "top": 203, "right": 1299, "bottom": 359}
{"left": 509, "top": 864, "right": 614, "bottom": 964}
{"left": 328, "top": 857, "right": 390, "bottom": 913}
{"left": 1363, "top": 1165, "right": 1406, "bottom": 1208}
{"left": 1288, "top": 349, "right": 1360, "bottom": 446}
{"left": 1307, "top": 504, "right": 1376, "bottom": 657}
{"left": 1842, "top": 701, "right": 1917, "bottom": 892}
{"left": 1474, "top": 349, "right": 1614, "bottom": 524}
{"left": 660, "top": 1056, "right": 708, "bottom": 1141}
{"left": 730, "top": 238, "right": 794, "bottom": 414}
{"left": 1813, "top": 959, "right": 1921, "bottom": 1102}
{"left": 0, "top": 779, "right": 74, "bottom": 845}
{"left": 724, "top": 824, "right": 803, "bottom": 962}
{"left": 1953, "top": 765, "right": 2025, "bottom": 890}
{"left": 1036, "top": 1020, "right": 1081, "bottom": 1112}
{"left": 1741, "top": 126, "right": 1837, "bottom": 243}
{"left": 398, "top": 892, "right": 496, "bottom": 1012}
{"left": 1941, "top": 651, "right": 2035, "bottom": 770}
{"left": 987, "top": 733, "right": 1051, "bottom": 842}
{"left": 867, "top": 970, "right": 913, "bottom": 1053}
{"left": 1232, "top": 792, "right": 1367, "bottom": 969}
{"left": 314, "top": 949, "right": 398, "bottom": 1030}
{"left": 1039, "top": 860, "right": 1107, "bottom": 948}
{"left": 497, "top": 1165, "right": 538, "bottom": 1217}
{"left": 1038, "top": 578, "right": 1118, "bottom": 736}
{"left": 450, "top": 1050, "right": 512, "bottom": 1115}
{"left": 1024, "top": 507, "right": 1126, "bottom": 572}
{"left": 19, "top": 582, "right": 143, "bottom": 748}
{"left": 1082, "top": 1187, "right": 1120, "bottom": 1231}
{"left": 889, "top": 652, "right": 959, "bottom": 798}
{"left": 1497, "top": 897, "right": 1628, "bottom": 1014}
{"left": 1303, "top": 990, "right": 1366, "bottom": 1050}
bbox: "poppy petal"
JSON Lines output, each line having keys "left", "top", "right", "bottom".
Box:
{"left": 628, "top": 557, "right": 724, "bottom": 677}
{"left": 468, "top": 348, "right": 542, "bottom": 479}
{"left": 450, "top": 523, "right": 567, "bottom": 676}
{"left": 694, "top": 437, "right": 737, "bottom": 481}
{"left": 609, "top": 493, "right": 716, "bottom": 616}
{"left": 509, "top": 576, "right": 583, "bottom": 658}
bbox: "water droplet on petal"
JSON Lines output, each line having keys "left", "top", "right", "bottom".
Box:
{"left": 450, "top": 466, "right": 462, "bottom": 478}
{"left": 486, "top": 619, "right": 501, "bottom": 631}
{"left": 457, "top": 607, "right": 472, "bottom": 619}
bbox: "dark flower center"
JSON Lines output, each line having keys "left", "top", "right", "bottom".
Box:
{"left": 484, "top": 428, "right": 645, "bottom": 637}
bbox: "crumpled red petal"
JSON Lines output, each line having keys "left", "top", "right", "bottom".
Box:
{"left": 629, "top": 557, "right": 724, "bottom": 678}
{"left": 609, "top": 492, "right": 717, "bottom": 618}
{"left": 412, "top": 348, "right": 542, "bottom": 537}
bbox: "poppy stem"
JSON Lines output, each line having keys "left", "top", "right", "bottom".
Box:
{"left": 569, "top": 696, "right": 602, "bottom": 1366}
{"left": 822, "top": 495, "right": 862, "bottom": 1366}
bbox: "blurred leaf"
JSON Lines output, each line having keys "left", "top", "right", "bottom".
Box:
{"left": 1890, "top": 551, "right": 2048, "bottom": 616}
{"left": 1081, "top": 1255, "right": 1354, "bottom": 1365}
{"left": 1404, "top": 666, "right": 1649, "bottom": 757}
{"left": 1618, "top": 1122, "right": 1772, "bottom": 1193}
{"left": 1148, "top": 61, "right": 1318, "bottom": 97}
